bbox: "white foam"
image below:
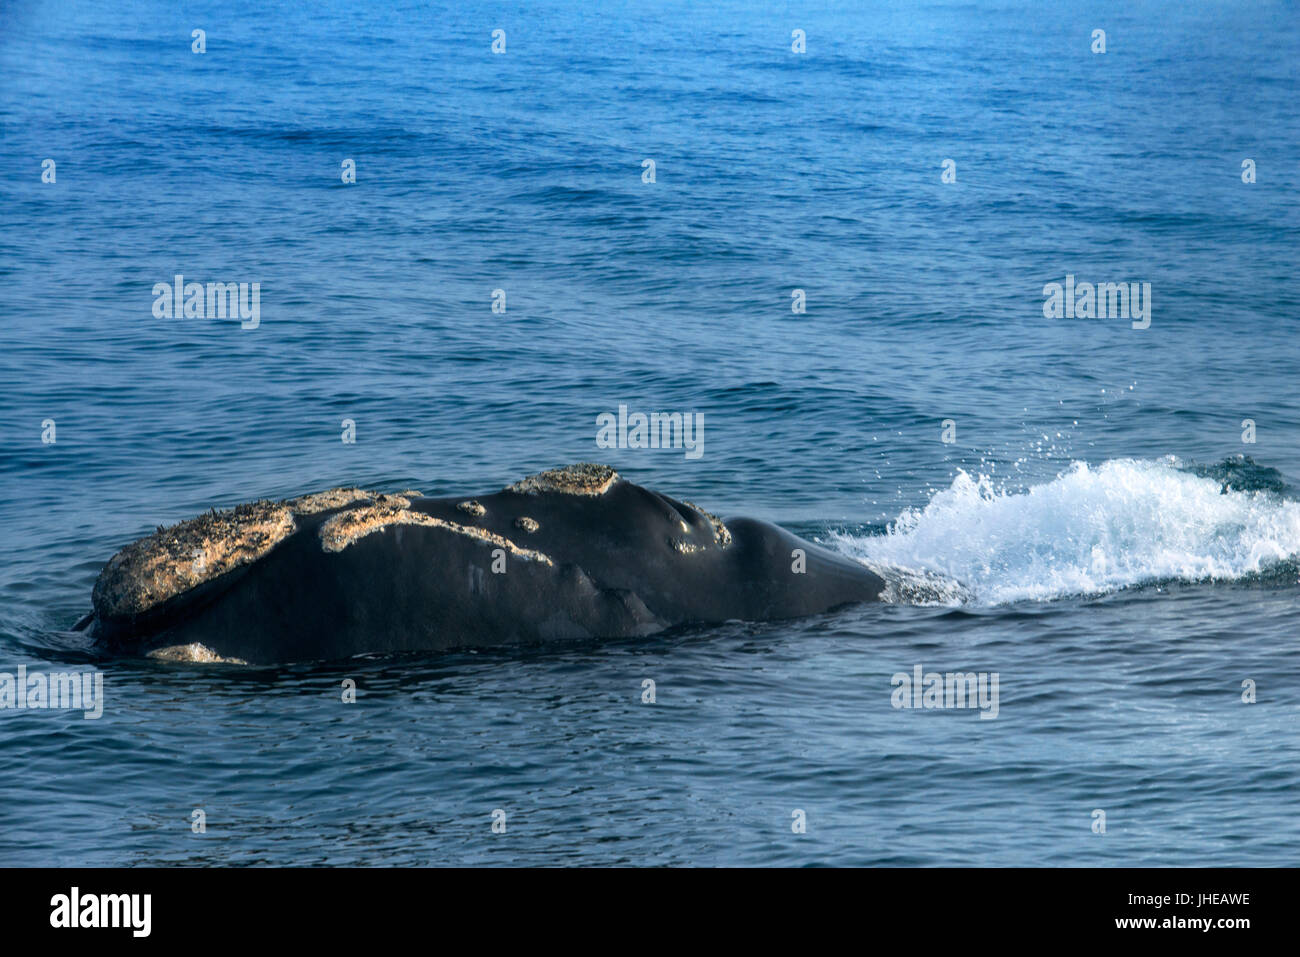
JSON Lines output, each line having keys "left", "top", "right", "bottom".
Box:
{"left": 833, "top": 458, "right": 1300, "bottom": 605}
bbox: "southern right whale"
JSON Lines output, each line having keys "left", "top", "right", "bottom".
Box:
{"left": 77, "top": 464, "right": 885, "bottom": 664}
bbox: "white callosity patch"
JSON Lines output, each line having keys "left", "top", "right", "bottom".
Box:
{"left": 507, "top": 463, "right": 619, "bottom": 496}
{"left": 146, "top": 643, "right": 248, "bottom": 664}
{"left": 93, "top": 501, "right": 297, "bottom": 619}
{"left": 835, "top": 458, "right": 1300, "bottom": 605}
{"left": 285, "top": 487, "right": 375, "bottom": 515}
{"left": 684, "top": 501, "right": 732, "bottom": 547}
{"left": 93, "top": 487, "right": 419, "bottom": 621}
{"left": 317, "top": 503, "right": 553, "bottom": 564}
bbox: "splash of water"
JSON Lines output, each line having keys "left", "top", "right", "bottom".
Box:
{"left": 834, "top": 457, "right": 1300, "bottom": 605}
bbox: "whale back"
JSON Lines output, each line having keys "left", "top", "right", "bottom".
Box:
{"left": 85, "top": 465, "right": 885, "bottom": 663}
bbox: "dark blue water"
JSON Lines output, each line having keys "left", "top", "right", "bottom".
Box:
{"left": 2, "top": 0, "right": 1298, "bottom": 865}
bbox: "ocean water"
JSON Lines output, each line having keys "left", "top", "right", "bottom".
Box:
{"left": 1, "top": 0, "right": 1298, "bottom": 866}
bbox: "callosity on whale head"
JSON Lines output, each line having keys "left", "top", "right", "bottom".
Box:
{"left": 77, "top": 464, "right": 884, "bottom": 664}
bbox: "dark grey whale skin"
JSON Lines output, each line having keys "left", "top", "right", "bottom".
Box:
{"left": 85, "top": 477, "right": 885, "bottom": 664}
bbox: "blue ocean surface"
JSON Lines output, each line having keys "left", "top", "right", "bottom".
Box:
{"left": 1, "top": 0, "right": 1298, "bottom": 865}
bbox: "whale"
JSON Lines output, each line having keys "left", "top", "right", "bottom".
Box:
{"left": 76, "top": 464, "right": 885, "bottom": 664}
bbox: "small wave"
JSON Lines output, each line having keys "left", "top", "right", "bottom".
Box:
{"left": 833, "top": 457, "right": 1300, "bottom": 605}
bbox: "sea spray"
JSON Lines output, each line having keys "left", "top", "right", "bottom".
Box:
{"left": 834, "top": 458, "right": 1300, "bottom": 605}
